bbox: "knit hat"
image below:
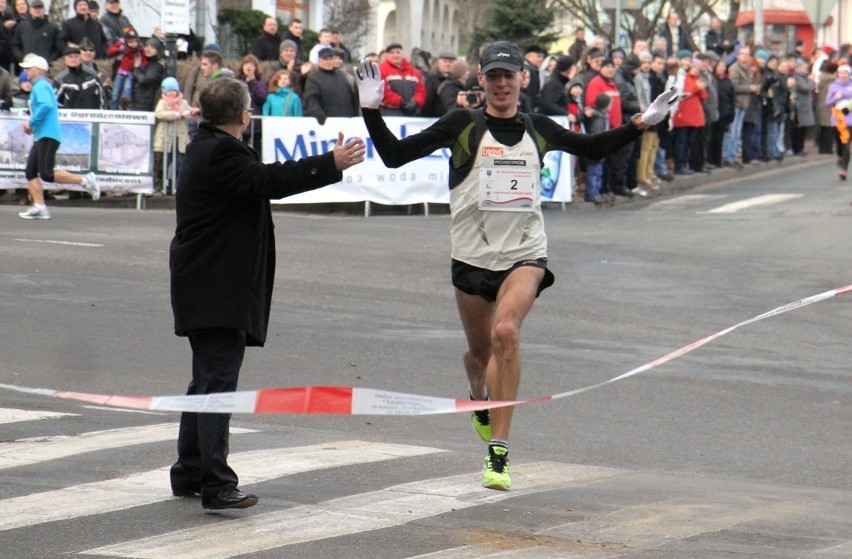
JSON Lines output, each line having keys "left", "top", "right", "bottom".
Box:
{"left": 595, "top": 93, "right": 612, "bottom": 111}
{"left": 754, "top": 49, "right": 769, "bottom": 61}
{"left": 823, "top": 44, "right": 836, "bottom": 55}
{"left": 838, "top": 64, "right": 852, "bottom": 75}
{"left": 586, "top": 47, "right": 604, "bottom": 61}
{"left": 18, "top": 70, "right": 29, "bottom": 83}
{"left": 279, "top": 39, "right": 296, "bottom": 52}
{"left": 161, "top": 76, "right": 180, "bottom": 92}
{"left": 555, "top": 55, "right": 574, "bottom": 72}
{"left": 385, "top": 42, "right": 403, "bottom": 52}
{"left": 318, "top": 47, "right": 335, "bottom": 59}
{"left": 677, "top": 49, "right": 692, "bottom": 60}
{"left": 202, "top": 43, "right": 222, "bottom": 53}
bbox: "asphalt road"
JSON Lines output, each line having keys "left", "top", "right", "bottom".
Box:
{"left": 1, "top": 158, "right": 851, "bottom": 558}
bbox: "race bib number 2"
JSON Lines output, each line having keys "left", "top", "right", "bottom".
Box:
{"left": 478, "top": 163, "right": 537, "bottom": 212}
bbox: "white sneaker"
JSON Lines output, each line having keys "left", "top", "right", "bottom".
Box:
{"left": 631, "top": 187, "right": 649, "bottom": 198}
{"left": 19, "top": 206, "right": 51, "bottom": 220}
{"left": 83, "top": 172, "right": 100, "bottom": 201}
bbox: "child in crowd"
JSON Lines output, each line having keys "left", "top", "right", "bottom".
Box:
{"left": 582, "top": 93, "right": 611, "bottom": 205}
{"left": 13, "top": 71, "right": 31, "bottom": 109}
{"left": 108, "top": 28, "right": 146, "bottom": 109}
{"left": 153, "top": 77, "right": 197, "bottom": 195}
{"left": 263, "top": 70, "right": 302, "bottom": 116}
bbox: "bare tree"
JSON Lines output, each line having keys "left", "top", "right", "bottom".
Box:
{"left": 550, "top": 0, "right": 737, "bottom": 48}
{"left": 324, "top": 0, "right": 372, "bottom": 57}
{"left": 457, "top": 0, "right": 494, "bottom": 59}
{"left": 49, "top": 0, "right": 70, "bottom": 26}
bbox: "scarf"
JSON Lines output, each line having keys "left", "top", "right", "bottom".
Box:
{"left": 162, "top": 91, "right": 184, "bottom": 113}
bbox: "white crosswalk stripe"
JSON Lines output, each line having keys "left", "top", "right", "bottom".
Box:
{"left": 83, "top": 462, "right": 620, "bottom": 559}
{"left": 0, "top": 440, "right": 444, "bottom": 531}
{"left": 645, "top": 194, "right": 727, "bottom": 210}
{"left": 0, "top": 407, "right": 74, "bottom": 425}
{"left": 0, "top": 423, "right": 258, "bottom": 470}
{"left": 703, "top": 193, "right": 804, "bottom": 214}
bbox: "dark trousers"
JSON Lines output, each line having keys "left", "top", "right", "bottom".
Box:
{"left": 605, "top": 141, "right": 632, "bottom": 195}
{"left": 688, "top": 124, "right": 708, "bottom": 171}
{"left": 835, "top": 129, "right": 850, "bottom": 171}
{"left": 707, "top": 120, "right": 728, "bottom": 166}
{"left": 673, "top": 127, "right": 697, "bottom": 171}
{"left": 741, "top": 122, "right": 758, "bottom": 163}
{"left": 790, "top": 124, "right": 807, "bottom": 154}
{"left": 170, "top": 328, "right": 246, "bottom": 500}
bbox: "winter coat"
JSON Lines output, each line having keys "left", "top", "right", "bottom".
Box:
{"left": 59, "top": 14, "right": 108, "bottom": 58}
{"left": 303, "top": 68, "right": 359, "bottom": 123}
{"left": 729, "top": 61, "right": 756, "bottom": 110}
{"left": 13, "top": 16, "right": 59, "bottom": 63}
{"left": 816, "top": 72, "right": 835, "bottom": 127}
{"left": 250, "top": 32, "right": 280, "bottom": 62}
{"left": 585, "top": 74, "right": 622, "bottom": 127}
{"left": 538, "top": 72, "right": 570, "bottom": 116}
{"left": 615, "top": 66, "right": 641, "bottom": 119}
{"left": 715, "top": 73, "right": 736, "bottom": 125}
{"left": 169, "top": 122, "right": 342, "bottom": 345}
{"left": 154, "top": 95, "right": 191, "bottom": 153}
{"left": 55, "top": 65, "right": 104, "bottom": 109}
{"left": 825, "top": 78, "right": 852, "bottom": 126}
{"left": 131, "top": 55, "right": 164, "bottom": 111}
{"left": 792, "top": 72, "right": 816, "bottom": 127}
{"left": 262, "top": 86, "right": 302, "bottom": 116}
{"left": 672, "top": 72, "right": 707, "bottom": 128}
{"left": 100, "top": 9, "right": 132, "bottom": 44}
{"left": 378, "top": 57, "right": 426, "bottom": 115}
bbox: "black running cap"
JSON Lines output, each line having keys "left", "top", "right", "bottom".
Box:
{"left": 479, "top": 41, "right": 524, "bottom": 74}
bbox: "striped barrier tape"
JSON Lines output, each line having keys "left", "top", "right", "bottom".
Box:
{"left": 1, "top": 284, "right": 850, "bottom": 416}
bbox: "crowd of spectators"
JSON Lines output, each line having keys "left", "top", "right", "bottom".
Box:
{"left": 2, "top": 3, "right": 851, "bottom": 201}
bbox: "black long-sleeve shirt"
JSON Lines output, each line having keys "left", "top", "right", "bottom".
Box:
{"left": 362, "top": 107, "right": 643, "bottom": 187}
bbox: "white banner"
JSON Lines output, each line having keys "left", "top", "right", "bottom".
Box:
{"left": 262, "top": 116, "right": 574, "bottom": 206}
{"left": 0, "top": 110, "right": 155, "bottom": 193}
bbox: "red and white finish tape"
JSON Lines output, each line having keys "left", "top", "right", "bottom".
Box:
{"left": 2, "top": 285, "right": 850, "bottom": 416}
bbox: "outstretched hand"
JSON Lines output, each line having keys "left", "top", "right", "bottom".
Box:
{"left": 332, "top": 131, "right": 366, "bottom": 171}
{"left": 355, "top": 60, "right": 384, "bottom": 109}
{"left": 641, "top": 87, "right": 679, "bottom": 125}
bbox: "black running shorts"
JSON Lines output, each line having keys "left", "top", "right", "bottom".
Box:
{"left": 451, "top": 258, "right": 555, "bottom": 302}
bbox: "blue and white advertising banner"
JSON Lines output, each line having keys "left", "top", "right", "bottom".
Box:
{"left": 262, "top": 116, "right": 574, "bottom": 205}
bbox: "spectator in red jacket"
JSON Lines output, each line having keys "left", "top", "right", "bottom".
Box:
{"left": 671, "top": 58, "right": 708, "bottom": 174}
{"left": 378, "top": 43, "right": 426, "bottom": 116}
{"left": 585, "top": 59, "right": 621, "bottom": 128}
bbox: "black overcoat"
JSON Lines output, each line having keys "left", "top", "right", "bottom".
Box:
{"left": 170, "top": 122, "right": 341, "bottom": 346}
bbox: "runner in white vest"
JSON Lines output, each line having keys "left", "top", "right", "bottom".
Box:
{"left": 356, "top": 41, "right": 676, "bottom": 491}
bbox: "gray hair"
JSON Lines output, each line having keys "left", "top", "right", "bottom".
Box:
{"left": 199, "top": 78, "right": 250, "bottom": 126}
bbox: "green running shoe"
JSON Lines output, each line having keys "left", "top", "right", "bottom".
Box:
{"left": 482, "top": 444, "right": 511, "bottom": 491}
{"left": 471, "top": 406, "right": 491, "bottom": 442}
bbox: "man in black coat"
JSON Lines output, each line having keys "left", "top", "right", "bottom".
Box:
{"left": 58, "top": 0, "right": 108, "bottom": 58}
{"left": 538, "top": 55, "right": 575, "bottom": 115}
{"left": 250, "top": 16, "right": 280, "bottom": 62}
{"left": 168, "top": 78, "right": 365, "bottom": 511}
{"left": 12, "top": 0, "right": 59, "bottom": 65}
{"left": 302, "top": 47, "right": 359, "bottom": 124}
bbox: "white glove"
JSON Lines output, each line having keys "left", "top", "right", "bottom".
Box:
{"left": 355, "top": 60, "right": 384, "bottom": 109}
{"left": 641, "top": 87, "right": 679, "bottom": 125}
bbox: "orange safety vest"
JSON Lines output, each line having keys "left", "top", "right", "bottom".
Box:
{"left": 832, "top": 106, "right": 850, "bottom": 144}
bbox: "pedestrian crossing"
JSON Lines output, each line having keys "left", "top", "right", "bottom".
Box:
{"left": 3, "top": 406, "right": 852, "bottom": 558}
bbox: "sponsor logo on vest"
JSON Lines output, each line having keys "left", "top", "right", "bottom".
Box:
{"left": 481, "top": 146, "right": 503, "bottom": 157}
{"left": 493, "top": 159, "right": 526, "bottom": 166}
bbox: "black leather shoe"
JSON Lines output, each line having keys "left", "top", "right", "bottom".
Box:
{"left": 202, "top": 488, "right": 259, "bottom": 510}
